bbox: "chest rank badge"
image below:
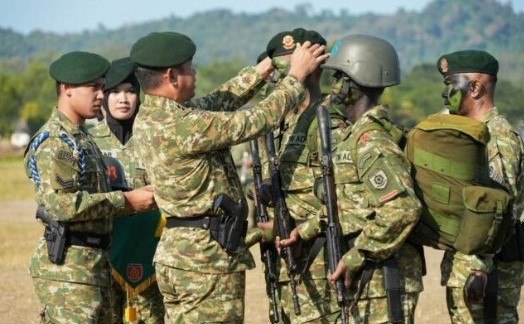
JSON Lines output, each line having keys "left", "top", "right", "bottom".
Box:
{"left": 369, "top": 169, "right": 388, "bottom": 189}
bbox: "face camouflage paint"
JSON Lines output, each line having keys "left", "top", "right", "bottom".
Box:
{"left": 443, "top": 74, "right": 470, "bottom": 113}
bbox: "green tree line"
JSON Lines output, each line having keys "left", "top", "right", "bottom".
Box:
{"left": 1, "top": 58, "right": 523, "bottom": 139}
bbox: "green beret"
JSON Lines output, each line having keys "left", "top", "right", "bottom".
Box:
{"left": 49, "top": 51, "right": 109, "bottom": 84}
{"left": 104, "top": 57, "right": 136, "bottom": 90}
{"left": 130, "top": 32, "right": 196, "bottom": 68}
{"left": 437, "top": 50, "right": 499, "bottom": 77}
{"left": 266, "top": 28, "right": 326, "bottom": 59}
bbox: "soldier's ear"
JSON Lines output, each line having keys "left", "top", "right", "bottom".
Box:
{"left": 166, "top": 67, "right": 178, "bottom": 86}
{"left": 62, "top": 83, "right": 73, "bottom": 97}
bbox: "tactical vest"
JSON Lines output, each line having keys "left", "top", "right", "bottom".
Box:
{"left": 406, "top": 113, "right": 513, "bottom": 254}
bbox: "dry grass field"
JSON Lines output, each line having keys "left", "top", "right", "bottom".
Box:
{"left": 1, "top": 155, "right": 523, "bottom": 323}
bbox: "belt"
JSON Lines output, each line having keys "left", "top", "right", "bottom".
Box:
{"left": 67, "top": 231, "right": 111, "bottom": 250}
{"left": 165, "top": 214, "right": 219, "bottom": 230}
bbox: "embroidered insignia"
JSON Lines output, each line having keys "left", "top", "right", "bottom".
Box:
{"left": 358, "top": 152, "right": 371, "bottom": 169}
{"left": 359, "top": 133, "right": 368, "bottom": 143}
{"left": 369, "top": 170, "right": 388, "bottom": 189}
{"left": 440, "top": 58, "right": 449, "bottom": 73}
{"left": 379, "top": 190, "right": 398, "bottom": 203}
{"left": 282, "top": 35, "right": 295, "bottom": 50}
{"left": 55, "top": 175, "right": 74, "bottom": 188}
{"left": 127, "top": 263, "right": 144, "bottom": 282}
{"left": 56, "top": 150, "right": 75, "bottom": 165}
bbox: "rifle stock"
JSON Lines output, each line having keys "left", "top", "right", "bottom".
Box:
{"left": 264, "top": 132, "right": 301, "bottom": 315}
{"left": 317, "top": 104, "right": 348, "bottom": 323}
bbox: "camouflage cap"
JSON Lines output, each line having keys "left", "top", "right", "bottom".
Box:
{"left": 266, "top": 28, "right": 326, "bottom": 59}
{"left": 104, "top": 57, "right": 137, "bottom": 90}
{"left": 49, "top": 51, "right": 110, "bottom": 84}
{"left": 130, "top": 32, "right": 196, "bottom": 68}
{"left": 437, "top": 50, "right": 499, "bottom": 77}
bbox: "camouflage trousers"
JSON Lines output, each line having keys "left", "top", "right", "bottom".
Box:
{"left": 33, "top": 277, "right": 111, "bottom": 323}
{"left": 155, "top": 263, "right": 245, "bottom": 323}
{"left": 497, "top": 260, "right": 524, "bottom": 324}
{"left": 446, "top": 286, "right": 483, "bottom": 323}
{"left": 347, "top": 293, "right": 419, "bottom": 324}
{"left": 276, "top": 278, "right": 341, "bottom": 323}
{"left": 111, "top": 279, "right": 165, "bottom": 324}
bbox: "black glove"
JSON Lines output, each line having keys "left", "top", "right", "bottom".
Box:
{"left": 464, "top": 272, "right": 487, "bottom": 308}
{"left": 259, "top": 180, "right": 275, "bottom": 207}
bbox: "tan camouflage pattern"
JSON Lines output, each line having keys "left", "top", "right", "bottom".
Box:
{"left": 313, "top": 105, "right": 423, "bottom": 323}
{"left": 441, "top": 107, "right": 524, "bottom": 323}
{"left": 133, "top": 68, "right": 304, "bottom": 219}
{"left": 25, "top": 108, "right": 127, "bottom": 323}
{"left": 271, "top": 97, "right": 343, "bottom": 321}
{"left": 34, "top": 277, "right": 112, "bottom": 323}
{"left": 446, "top": 287, "right": 484, "bottom": 323}
{"left": 90, "top": 120, "right": 165, "bottom": 323}
{"left": 133, "top": 67, "right": 305, "bottom": 320}
{"left": 336, "top": 106, "right": 423, "bottom": 298}
{"left": 348, "top": 293, "right": 419, "bottom": 324}
{"left": 276, "top": 278, "right": 341, "bottom": 323}
{"left": 90, "top": 121, "right": 149, "bottom": 188}
{"left": 484, "top": 107, "right": 524, "bottom": 323}
{"left": 155, "top": 263, "right": 245, "bottom": 323}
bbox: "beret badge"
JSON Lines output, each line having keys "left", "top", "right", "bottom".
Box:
{"left": 440, "top": 58, "right": 449, "bottom": 73}
{"left": 282, "top": 35, "right": 296, "bottom": 50}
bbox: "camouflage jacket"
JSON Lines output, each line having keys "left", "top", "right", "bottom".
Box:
{"left": 132, "top": 67, "right": 305, "bottom": 273}
{"left": 299, "top": 105, "right": 424, "bottom": 297}
{"left": 24, "top": 108, "right": 126, "bottom": 285}
{"left": 442, "top": 107, "right": 524, "bottom": 287}
{"left": 90, "top": 120, "right": 148, "bottom": 188}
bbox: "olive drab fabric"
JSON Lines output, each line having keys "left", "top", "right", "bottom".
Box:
{"left": 406, "top": 113, "right": 513, "bottom": 254}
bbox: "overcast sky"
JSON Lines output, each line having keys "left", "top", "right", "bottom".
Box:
{"left": 1, "top": 0, "right": 522, "bottom": 35}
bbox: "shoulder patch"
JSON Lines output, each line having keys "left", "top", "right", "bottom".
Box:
{"left": 55, "top": 149, "right": 76, "bottom": 166}
{"left": 369, "top": 169, "right": 388, "bottom": 189}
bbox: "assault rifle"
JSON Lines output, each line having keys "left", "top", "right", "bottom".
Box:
{"left": 316, "top": 104, "right": 348, "bottom": 324}
{"left": 250, "top": 138, "right": 280, "bottom": 323}
{"left": 265, "top": 132, "right": 301, "bottom": 315}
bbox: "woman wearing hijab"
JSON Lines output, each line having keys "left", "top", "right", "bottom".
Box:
{"left": 90, "top": 57, "right": 165, "bottom": 323}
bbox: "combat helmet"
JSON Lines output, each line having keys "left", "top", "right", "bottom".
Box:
{"left": 322, "top": 34, "right": 400, "bottom": 88}
{"left": 103, "top": 155, "right": 130, "bottom": 191}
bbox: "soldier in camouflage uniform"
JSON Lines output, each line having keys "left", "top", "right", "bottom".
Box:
{"left": 255, "top": 28, "right": 342, "bottom": 323}
{"left": 437, "top": 50, "right": 524, "bottom": 323}
{"left": 128, "top": 31, "right": 329, "bottom": 322}
{"left": 281, "top": 34, "right": 424, "bottom": 323}
{"left": 90, "top": 57, "right": 165, "bottom": 323}
{"left": 24, "top": 51, "right": 156, "bottom": 323}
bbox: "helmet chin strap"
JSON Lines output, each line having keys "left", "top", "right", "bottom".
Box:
{"left": 330, "top": 75, "right": 352, "bottom": 105}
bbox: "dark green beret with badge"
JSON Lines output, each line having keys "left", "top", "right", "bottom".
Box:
{"left": 266, "top": 28, "right": 326, "bottom": 59}
{"left": 104, "top": 57, "right": 136, "bottom": 91}
{"left": 49, "top": 51, "right": 110, "bottom": 84}
{"left": 130, "top": 32, "right": 196, "bottom": 68}
{"left": 437, "top": 50, "right": 499, "bottom": 77}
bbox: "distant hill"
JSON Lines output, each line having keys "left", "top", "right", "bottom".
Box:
{"left": 1, "top": 0, "right": 523, "bottom": 84}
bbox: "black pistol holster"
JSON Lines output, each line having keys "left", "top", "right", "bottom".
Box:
{"left": 212, "top": 194, "right": 248, "bottom": 254}
{"left": 36, "top": 206, "right": 67, "bottom": 265}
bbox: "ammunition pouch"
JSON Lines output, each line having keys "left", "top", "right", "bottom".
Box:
{"left": 496, "top": 222, "right": 524, "bottom": 262}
